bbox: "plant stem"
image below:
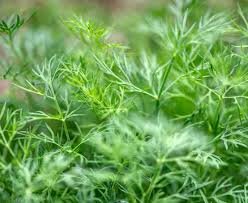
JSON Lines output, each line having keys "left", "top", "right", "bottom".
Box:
{"left": 155, "top": 55, "right": 176, "bottom": 114}
{"left": 8, "top": 34, "right": 20, "bottom": 59}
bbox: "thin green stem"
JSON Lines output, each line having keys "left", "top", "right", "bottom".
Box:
{"left": 155, "top": 55, "right": 176, "bottom": 114}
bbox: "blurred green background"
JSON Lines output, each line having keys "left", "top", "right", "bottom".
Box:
{"left": 0, "top": 0, "right": 245, "bottom": 17}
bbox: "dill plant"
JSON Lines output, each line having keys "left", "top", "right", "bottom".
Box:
{"left": 1, "top": 1, "right": 248, "bottom": 202}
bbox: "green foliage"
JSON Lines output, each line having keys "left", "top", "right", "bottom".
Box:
{"left": 0, "top": 15, "right": 25, "bottom": 39}
{"left": 1, "top": 1, "right": 248, "bottom": 202}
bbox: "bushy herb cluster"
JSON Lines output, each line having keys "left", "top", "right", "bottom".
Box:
{"left": 1, "top": 1, "right": 248, "bottom": 202}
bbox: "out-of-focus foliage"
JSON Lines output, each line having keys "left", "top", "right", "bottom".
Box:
{"left": 1, "top": 0, "right": 248, "bottom": 202}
